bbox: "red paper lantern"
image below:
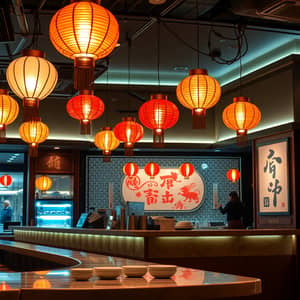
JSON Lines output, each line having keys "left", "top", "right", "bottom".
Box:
{"left": 144, "top": 162, "right": 160, "bottom": 179}
{"left": 139, "top": 94, "right": 179, "bottom": 146}
{"left": 67, "top": 90, "right": 105, "bottom": 135}
{"left": 227, "top": 169, "right": 240, "bottom": 183}
{"left": 123, "top": 162, "right": 139, "bottom": 177}
{"left": 179, "top": 163, "right": 195, "bottom": 179}
{"left": 113, "top": 117, "right": 144, "bottom": 156}
{"left": 0, "top": 175, "right": 12, "bottom": 187}
{"left": 0, "top": 281, "right": 11, "bottom": 290}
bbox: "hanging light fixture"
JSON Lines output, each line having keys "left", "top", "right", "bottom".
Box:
{"left": 139, "top": 94, "right": 179, "bottom": 147}
{"left": 94, "top": 127, "right": 120, "bottom": 162}
{"left": 222, "top": 96, "right": 261, "bottom": 143}
{"left": 35, "top": 176, "right": 52, "bottom": 193}
{"left": 113, "top": 117, "right": 144, "bottom": 156}
{"left": 226, "top": 169, "right": 240, "bottom": 183}
{"left": 6, "top": 49, "right": 58, "bottom": 121}
{"left": 67, "top": 90, "right": 105, "bottom": 135}
{"left": 179, "top": 163, "right": 195, "bottom": 179}
{"left": 0, "top": 89, "right": 19, "bottom": 142}
{"left": 0, "top": 175, "right": 12, "bottom": 187}
{"left": 177, "top": 69, "right": 221, "bottom": 129}
{"left": 19, "top": 120, "right": 49, "bottom": 157}
{"left": 123, "top": 162, "right": 139, "bottom": 177}
{"left": 49, "top": 0, "right": 119, "bottom": 90}
{"left": 144, "top": 162, "right": 160, "bottom": 179}
{"left": 0, "top": 282, "right": 11, "bottom": 291}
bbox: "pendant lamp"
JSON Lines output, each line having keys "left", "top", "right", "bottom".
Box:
{"left": 19, "top": 120, "right": 49, "bottom": 157}
{"left": 113, "top": 117, "right": 144, "bottom": 156}
{"left": 94, "top": 127, "right": 120, "bottom": 162}
{"left": 139, "top": 94, "right": 179, "bottom": 147}
{"left": 67, "top": 90, "right": 105, "bottom": 135}
{"left": 0, "top": 175, "right": 12, "bottom": 187}
{"left": 222, "top": 96, "right": 261, "bottom": 144}
{"left": 179, "top": 163, "right": 194, "bottom": 179}
{"left": 35, "top": 176, "right": 52, "bottom": 192}
{"left": 226, "top": 169, "right": 240, "bottom": 183}
{"left": 49, "top": 0, "right": 119, "bottom": 90}
{"left": 177, "top": 69, "right": 221, "bottom": 129}
{"left": 123, "top": 162, "right": 139, "bottom": 177}
{"left": 6, "top": 49, "right": 57, "bottom": 121}
{"left": 0, "top": 89, "right": 19, "bottom": 142}
{"left": 144, "top": 162, "right": 160, "bottom": 179}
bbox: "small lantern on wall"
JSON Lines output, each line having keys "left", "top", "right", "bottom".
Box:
{"left": 144, "top": 162, "right": 160, "bottom": 179}
{"left": 179, "top": 163, "right": 194, "bottom": 179}
{"left": 35, "top": 176, "right": 52, "bottom": 193}
{"left": 0, "top": 175, "right": 12, "bottom": 187}
{"left": 227, "top": 169, "right": 240, "bottom": 183}
{"left": 123, "top": 162, "right": 139, "bottom": 178}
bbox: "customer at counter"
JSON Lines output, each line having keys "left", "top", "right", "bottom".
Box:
{"left": 218, "top": 191, "right": 244, "bottom": 229}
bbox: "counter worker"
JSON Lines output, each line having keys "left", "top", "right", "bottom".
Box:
{"left": 0, "top": 200, "right": 13, "bottom": 224}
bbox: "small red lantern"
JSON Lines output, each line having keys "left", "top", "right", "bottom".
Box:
{"left": 179, "top": 163, "right": 195, "bottom": 179}
{"left": 144, "top": 162, "right": 160, "bottom": 179}
{"left": 123, "top": 162, "right": 139, "bottom": 177}
{"left": 67, "top": 90, "right": 105, "bottom": 135}
{"left": 138, "top": 94, "right": 179, "bottom": 146}
{"left": 0, "top": 281, "right": 11, "bottom": 290}
{"left": 113, "top": 117, "right": 144, "bottom": 156}
{"left": 227, "top": 169, "right": 240, "bottom": 183}
{"left": 0, "top": 175, "right": 12, "bottom": 187}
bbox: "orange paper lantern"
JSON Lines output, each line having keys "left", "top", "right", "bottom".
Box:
{"left": 0, "top": 89, "right": 19, "bottom": 142}
{"left": 49, "top": 1, "right": 119, "bottom": 90}
{"left": 222, "top": 96, "right": 261, "bottom": 143}
{"left": 144, "top": 162, "right": 160, "bottom": 179}
{"left": 113, "top": 117, "right": 144, "bottom": 156}
{"left": 67, "top": 90, "right": 105, "bottom": 135}
{"left": 94, "top": 127, "right": 120, "bottom": 162}
{"left": 177, "top": 69, "right": 221, "bottom": 129}
{"left": 19, "top": 120, "right": 49, "bottom": 157}
{"left": 0, "top": 175, "right": 12, "bottom": 187}
{"left": 123, "top": 162, "right": 139, "bottom": 177}
{"left": 35, "top": 176, "right": 52, "bottom": 192}
{"left": 226, "top": 169, "right": 240, "bottom": 183}
{"left": 32, "top": 279, "right": 51, "bottom": 289}
{"left": 179, "top": 163, "right": 194, "bottom": 179}
{"left": 139, "top": 94, "right": 179, "bottom": 146}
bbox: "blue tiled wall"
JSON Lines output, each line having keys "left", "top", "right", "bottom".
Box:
{"left": 86, "top": 155, "right": 241, "bottom": 226}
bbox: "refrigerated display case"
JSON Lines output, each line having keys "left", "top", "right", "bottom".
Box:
{"left": 35, "top": 200, "right": 73, "bottom": 228}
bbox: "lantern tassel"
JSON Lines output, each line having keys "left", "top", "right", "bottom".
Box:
{"left": 124, "top": 144, "right": 134, "bottom": 156}
{"left": 192, "top": 108, "right": 206, "bottom": 129}
{"left": 153, "top": 129, "right": 164, "bottom": 148}
{"left": 80, "top": 120, "right": 91, "bottom": 135}
{"left": 103, "top": 151, "right": 112, "bottom": 162}
{"left": 0, "top": 125, "right": 6, "bottom": 143}
{"left": 23, "top": 98, "right": 40, "bottom": 122}
{"left": 236, "top": 130, "right": 248, "bottom": 147}
{"left": 74, "top": 57, "right": 95, "bottom": 90}
{"left": 29, "top": 144, "right": 38, "bottom": 157}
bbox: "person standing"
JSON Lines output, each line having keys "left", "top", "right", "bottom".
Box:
{"left": 0, "top": 200, "right": 13, "bottom": 224}
{"left": 218, "top": 191, "right": 244, "bottom": 229}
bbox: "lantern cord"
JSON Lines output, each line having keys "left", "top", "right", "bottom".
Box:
{"left": 157, "top": 20, "right": 161, "bottom": 92}
{"left": 105, "top": 58, "right": 109, "bottom": 126}
{"left": 196, "top": 0, "right": 200, "bottom": 68}
{"left": 127, "top": 35, "right": 131, "bottom": 112}
{"left": 29, "top": 7, "right": 41, "bottom": 49}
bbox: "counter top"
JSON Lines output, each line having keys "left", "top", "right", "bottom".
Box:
{"left": 0, "top": 240, "right": 261, "bottom": 299}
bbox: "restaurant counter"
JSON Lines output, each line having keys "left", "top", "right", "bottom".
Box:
{"left": 0, "top": 239, "right": 261, "bottom": 300}
{"left": 13, "top": 227, "right": 300, "bottom": 300}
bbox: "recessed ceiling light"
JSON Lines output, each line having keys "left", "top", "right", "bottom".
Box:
{"left": 173, "top": 65, "right": 189, "bottom": 72}
{"left": 149, "top": 0, "right": 166, "bottom": 5}
{"left": 115, "top": 43, "right": 121, "bottom": 48}
{"left": 54, "top": 147, "right": 60, "bottom": 150}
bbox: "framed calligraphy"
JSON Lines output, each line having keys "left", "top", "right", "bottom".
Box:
{"left": 257, "top": 138, "right": 290, "bottom": 215}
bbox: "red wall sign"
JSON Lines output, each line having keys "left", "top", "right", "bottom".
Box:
{"left": 122, "top": 168, "right": 205, "bottom": 211}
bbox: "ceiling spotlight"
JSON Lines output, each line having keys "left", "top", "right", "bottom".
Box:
{"left": 149, "top": 0, "right": 166, "bottom": 5}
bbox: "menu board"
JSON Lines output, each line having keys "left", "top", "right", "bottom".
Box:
{"left": 122, "top": 168, "right": 205, "bottom": 211}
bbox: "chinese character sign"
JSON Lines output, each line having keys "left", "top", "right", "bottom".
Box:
{"left": 122, "top": 169, "right": 205, "bottom": 211}
{"left": 258, "top": 140, "right": 289, "bottom": 214}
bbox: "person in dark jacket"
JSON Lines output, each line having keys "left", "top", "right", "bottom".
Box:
{"left": 218, "top": 191, "right": 244, "bottom": 229}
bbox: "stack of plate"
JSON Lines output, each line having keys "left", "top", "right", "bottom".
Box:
{"left": 175, "top": 221, "right": 193, "bottom": 230}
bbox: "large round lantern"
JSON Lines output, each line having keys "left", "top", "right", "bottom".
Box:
{"left": 6, "top": 49, "right": 58, "bottom": 121}
{"left": 144, "top": 162, "right": 160, "bottom": 179}
{"left": 179, "top": 163, "right": 194, "bottom": 179}
{"left": 49, "top": 0, "right": 119, "bottom": 90}
{"left": 67, "top": 90, "right": 105, "bottom": 135}
{"left": 227, "top": 169, "right": 240, "bottom": 183}
{"left": 19, "top": 120, "right": 49, "bottom": 157}
{"left": 139, "top": 94, "right": 179, "bottom": 146}
{"left": 0, "top": 175, "right": 12, "bottom": 187}
{"left": 114, "top": 117, "right": 144, "bottom": 156}
{"left": 94, "top": 127, "right": 120, "bottom": 162}
{"left": 222, "top": 96, "right": 261, "bottom": 143}
{"left": 35, "top": 176, "right": 52, "bottom": 193}
{"left": 177, "top": 69, "right": 221, "bottom": 129}
{"left": 0, "top": 89, "right": 19, "bottom": 142}
{"left": 123, "top": 162, "right": 139, "bottom": 177}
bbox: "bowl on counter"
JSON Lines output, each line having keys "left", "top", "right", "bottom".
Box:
{"left": 94, "top": 267, "right": 122, "bottom": 279}
{"left": 71, "top": 268, "right": 93, "bottom": 281}
{"left": 175, "top": 221, "right": 193, "bottom": 230}
{"left": 148, "top": 265, "right": 177, "bottom": 278}
{"left": 122, "top": 265, "right": 148, "bottom": 277}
